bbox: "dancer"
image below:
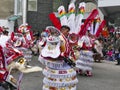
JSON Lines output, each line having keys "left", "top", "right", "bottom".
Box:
{"left": 39, "top": 26, "right": 78, "bottom": 90}
{"left": 76, "top": 30, "right": 94, "bottom": 76}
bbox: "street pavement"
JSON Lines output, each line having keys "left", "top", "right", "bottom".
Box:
{"left": 19, "top": 56, "right": 120, "bottom": 90}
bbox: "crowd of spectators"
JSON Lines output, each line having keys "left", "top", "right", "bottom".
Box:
{"left": 101, "top": 26, "right": 120, "bottom": 64}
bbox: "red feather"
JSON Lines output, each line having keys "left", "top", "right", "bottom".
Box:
{"left": 49, "top": 13, "right": 61, "bottom": 30}
{"left": 78, "top": 9, "right": 99, "bottom": 37}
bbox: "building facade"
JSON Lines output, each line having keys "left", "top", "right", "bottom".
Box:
{"left": 27, "top": 0, "right": 70, "bottom": 32}
{"left": 0, "top": 0, "right": 99, "bottom": 32}
{"left": 0, "top": 0, "right": 14, "bottom": 19}
{"left": 3, "top": 0, "right": 119, "bottom": 32}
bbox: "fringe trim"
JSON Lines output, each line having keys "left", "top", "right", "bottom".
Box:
{"left": 43, "top": 77, "right": 78, "bottom": 87}
{"left": 43, "top": 68, "right": 76, "bottom": 78}
{"left": 43, "top": 85, "right": 76, "bottom": 90}
{"left": 76, "top": 60, "right": 92, "bottom": 71}
{"left": 76, "top": 60, "right": 93, "bottom": 67}
{"left": 79, "top": 55, "right": 94, "bottom": 61}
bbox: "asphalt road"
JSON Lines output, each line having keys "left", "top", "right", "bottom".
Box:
{"left": 15, "top": 56, "right": 120, "bottom": 90}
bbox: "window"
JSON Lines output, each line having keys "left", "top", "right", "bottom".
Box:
{"left": 28, "top": 0, "right": 37, "bottom": 11}
{"left": 14, "top": 0, "right": 23, "bottom": 15}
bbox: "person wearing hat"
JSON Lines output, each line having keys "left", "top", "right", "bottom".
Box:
{"left": 114, "top": 32, "right": 120, "bottom": 65}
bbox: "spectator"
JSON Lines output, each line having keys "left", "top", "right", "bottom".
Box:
{"left": 113, "top": 32, "right": 120, "bottom": 65}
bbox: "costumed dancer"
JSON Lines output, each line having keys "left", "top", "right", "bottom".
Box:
{"left": 0, "top": 32, "right": 24, "bottom": 89}
{"left": 14, "top": 23, "right": 33, "bottom": 61}
{"left": 75, "top": 9, "right": 99, "bottom": 76}
{"left": 57, "top": 2, "right": 82, "bottom": 62}
{"left": 0, "top": 40, "right": 42, "bottom": 90}
{"left": 0, "top": 25, "right": 42, "bottom": 90}
{"left": 0, "top": 25, "right": 42, "bottom": 73}
{"left": 76, "top": 31, "right": 94, "bottom": 76}
{"left": 38, "top": 26, "right": 78, "bottom": 90}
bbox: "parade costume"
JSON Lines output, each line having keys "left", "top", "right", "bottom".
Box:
{"left": 76, "top": 7, "right": 106, "bottom": 74}
{"left": 0, "top": 24, "right": 42, "bottom": 73}
{"left": 75, "top": 9, "right": 99, "bottom": 76}
{"left": 0, "top": 24, "right": 42, "bottom": 90}
{"left": 16, "top": 24, "right": 33, "bottom": 61}
{"left": 0, "top": 44, "right": 23, "bottom": 89}
{"left": 39, "top": 26, "right": 78, "bottom": 90}
{"left": 76, "top": 35, "right": 94, "bottom": 76}
{"left": 7, "top": 24, "right": 42, "bottom": 73}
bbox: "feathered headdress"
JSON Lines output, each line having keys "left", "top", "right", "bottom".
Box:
{"left": 49, "top": 2, "right": 86, "bottom": 35}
